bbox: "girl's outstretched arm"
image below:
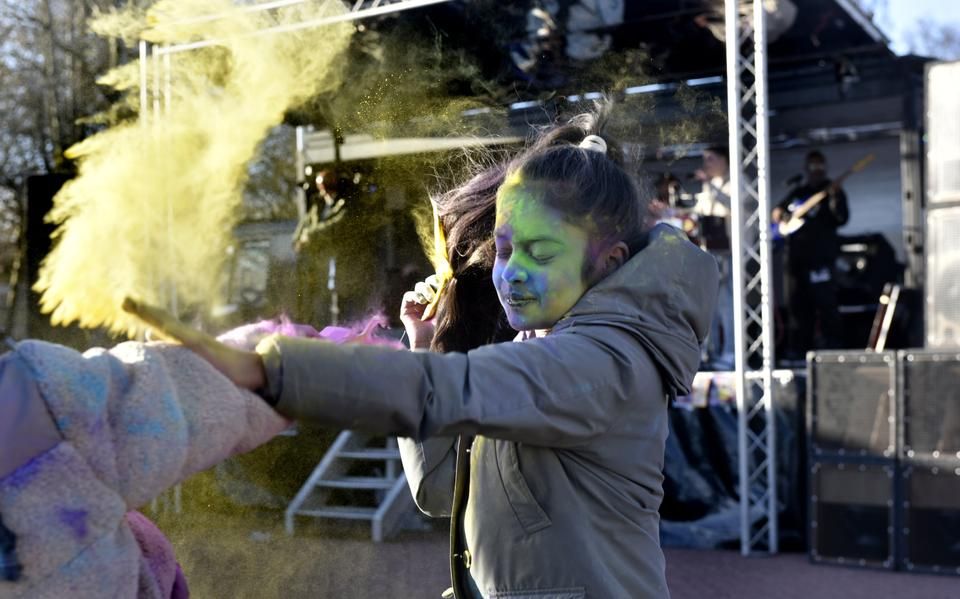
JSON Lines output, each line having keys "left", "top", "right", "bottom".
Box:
{"left": 125, "top": 297, "right": 643, "bottom": 448}
{"left": 254, "top": 331, "right": 657, "bottom": 448}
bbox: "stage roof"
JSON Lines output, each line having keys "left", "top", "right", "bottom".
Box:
{"left": 409, "top": 0, "right": 895, "bottom": 87}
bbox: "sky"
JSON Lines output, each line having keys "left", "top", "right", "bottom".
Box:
{"left": 874, "top": 0, "right": 960, "bottom": 54}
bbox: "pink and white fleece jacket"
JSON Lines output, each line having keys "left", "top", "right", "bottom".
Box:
{"left": 0, "top": 340, "right": 287, "bottom": 599}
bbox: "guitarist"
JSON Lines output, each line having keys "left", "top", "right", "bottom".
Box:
{"left": 773, "top": 150, "right": 850, "bottom": 357}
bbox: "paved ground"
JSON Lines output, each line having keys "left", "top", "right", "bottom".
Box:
{"left": 157, "top": 509, "right": 959, "bottom": 599}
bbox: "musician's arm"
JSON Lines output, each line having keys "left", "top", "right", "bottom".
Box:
{"left": 772, "top": 192, "right": 793, "bottom": 222}
{"left": 829, "top": 186, "right": 850, "bottom": 226}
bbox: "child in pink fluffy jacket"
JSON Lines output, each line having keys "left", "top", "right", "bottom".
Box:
{"left": 0, "top": 317, "right": 396, "bottom": 599}
{"left": 0, "top": 337, "right": 288, "bottom": 598}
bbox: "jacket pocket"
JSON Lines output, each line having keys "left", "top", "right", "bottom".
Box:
{"left": 494, "top": 441, "right": 551, "bottom": 534}
{"left": 487, "top": 587, "right": 585, "bottom": 599}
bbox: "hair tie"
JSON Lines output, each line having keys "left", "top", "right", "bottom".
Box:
{"left": 579, "top": 135, "right": 607, "bottom": 155}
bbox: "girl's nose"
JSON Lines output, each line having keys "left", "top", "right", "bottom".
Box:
{"left": 501, "top": 257, "right": 528, "bottom": 284}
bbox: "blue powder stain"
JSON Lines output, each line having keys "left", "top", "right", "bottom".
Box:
{"left": 58, "top": 508, "right": 88, "bottom": 540}
{"left": 125, "top": 420, "right": 166, "bottom": 436}
{"left": 4, "top": 449, "right": 56, "bottom": 490}
{"left": 75, "top": 369, "right": 108, "bottom": 404}
{"left": 162, "top": 390, "right": 182, "bottom": 424}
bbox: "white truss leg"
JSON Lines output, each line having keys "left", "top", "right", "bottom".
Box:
{"left": 725, "top": 0, "right": 778, "bottom": 556}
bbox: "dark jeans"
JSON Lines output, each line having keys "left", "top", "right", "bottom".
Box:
{"left": 786, "top": 265, "right": 843, "bottom": 356}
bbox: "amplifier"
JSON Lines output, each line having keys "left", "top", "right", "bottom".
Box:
{"left": 809, "top": 459, "right": 896, "bottom": 569}
{"left": 899, "top": 350, "right": 960, "bottom": 460}
{"left": 899, "top": 459, "right": 960, "bottom": 575}
{"left": 808, "top": 351, "right": 897, "bottom": 459}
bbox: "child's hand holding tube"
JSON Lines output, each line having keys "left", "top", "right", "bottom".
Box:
{"left": 122, "top": 297, "right": 267, "bottom": 393}
{"left": 399, "top": 274, "right": 441, "bottom": 350}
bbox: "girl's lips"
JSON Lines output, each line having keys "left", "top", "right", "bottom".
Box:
{"left": 506, "top": 296, "right": 536, "bottom": 307}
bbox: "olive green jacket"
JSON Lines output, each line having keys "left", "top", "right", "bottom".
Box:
{"left": 259, "top": 224, "right": 719, "bottom": 598}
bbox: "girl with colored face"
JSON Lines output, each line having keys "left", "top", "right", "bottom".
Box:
{"left": 493, "top": 179, "right": 593, "bottom": 333}
{"left": 125, "top": 107, "right": 720, "bottom": 598}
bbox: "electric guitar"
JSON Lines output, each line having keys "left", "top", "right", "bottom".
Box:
{"left": 775, "top": 153, "right": 875, "bottom": 238}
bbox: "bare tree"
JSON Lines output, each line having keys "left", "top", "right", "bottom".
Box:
{"left": 905, "top": 19, "right": 960, "bottom": 61}
{"left": 0, "top": 1, "right": 126, "bottom": 185}
{"left": 854, "top": 0, "right": 960, "bottom": 61}
{"left": 0, "top": 0, "right": 136, "bottom": 327}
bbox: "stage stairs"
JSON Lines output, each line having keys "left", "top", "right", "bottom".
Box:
{"left": 284, "top": 431, "right": 413, "bottom": 542}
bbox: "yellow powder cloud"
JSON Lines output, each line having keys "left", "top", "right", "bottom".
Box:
{"left": 36, "top": 0, "right": 353, "bottom": 336}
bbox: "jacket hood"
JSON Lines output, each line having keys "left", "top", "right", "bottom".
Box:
{"left": 553, "top": 223, "right": 719, "bottom": 395}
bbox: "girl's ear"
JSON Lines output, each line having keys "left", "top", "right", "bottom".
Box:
{"left": 594, "top": 241, "right": 629, "bottom": 283}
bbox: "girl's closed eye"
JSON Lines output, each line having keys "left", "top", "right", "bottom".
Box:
{"left": 530, "top": 251, "right": 556, "bottom": 264}
{"left": 528, "top": 241, "right": 560, "bottom": 264}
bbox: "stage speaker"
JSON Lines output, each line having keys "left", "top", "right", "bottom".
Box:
{"left": 20, "top": 174, "right": 71, "bottom": 340}
{"left": 22, "top": 175, "right": 68, "bottom": 284}
{"left": 925, "top": 61, "right": 960, "bottom": 207}
{"left": 834, "top": 234, "right": 901, "bottom": 307}
{"left": 896, "top": 349, "right": 960, "bottom": 576}
{"left": 810, "top": 460, "right": 896, "bottom": 569}
{"left": 808, "top": 351, "right": 896, "bottom": 459}
{"left": 925, "top": 205, "right": 960, "bottom": 349}
{"left": 925, "top": 61, "right": 960, "bottom": 348}
{"left": 899, "top": 460, "right": 960, "bottom": 575}
{"left": 899, "top": 350, "right": 960, "bottom": 460}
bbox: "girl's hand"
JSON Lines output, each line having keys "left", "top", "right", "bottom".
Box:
{"left": 399, "top": 275, "right": 440, "bottom": 351}
{"left": 122, "top": 298, "right": 266, "bottom": 392}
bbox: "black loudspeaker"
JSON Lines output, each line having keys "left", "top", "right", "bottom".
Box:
{"left": 899, "top": 350, "right": 960, "bottom": 460}
{"left": 896, "top": 350, "right": 960, "bottom": 575}
{"left": 899, "top": 460, "right": 960, "bottom": 575}
{"left": 810, "top": 460, "right": 897, "bottom": 569}
{"left": 835, "top": 234, "right": 901, "bottom": 307}
{"left": 834, "top": 234, "right": 904, "bottom": 349}
{"left": 21, "top": 174, "right": 70, "bottom": 339}
{"left": 808, "top": 351, "right": 897, "bottom": 460}
{"left": 884, "top": 288, "right": 925, "bottom": 350}
{"left": 23, "top": 175, "right": 68, "bottom": 281}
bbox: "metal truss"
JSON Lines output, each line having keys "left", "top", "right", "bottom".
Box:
{"left": 725, "top": 0, "right": 778, "bottom": 555}
{"left": 138, "top": 0, "right": 456, "bottom": 107}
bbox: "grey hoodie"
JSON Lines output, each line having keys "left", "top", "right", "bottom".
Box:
{"left": 258, "top": 224, "right": 719, "bottom": 598}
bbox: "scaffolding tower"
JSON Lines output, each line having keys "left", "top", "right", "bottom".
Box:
{"left": 725, "top": 0, "right": 778, "bottom": 555}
